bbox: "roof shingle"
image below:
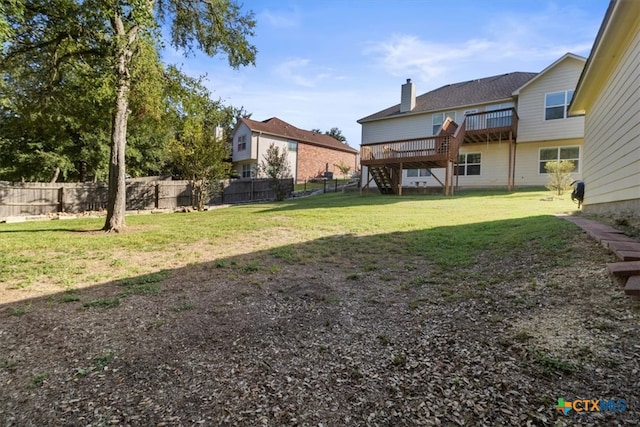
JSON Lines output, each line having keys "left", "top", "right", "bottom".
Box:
{"left": 358, "top": 72, "right": 538, "bottom": 123}
{"left": 239, "top": 117, "right": 358, "bottom": 153}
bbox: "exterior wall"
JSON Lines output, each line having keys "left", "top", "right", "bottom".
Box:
{"left": 361, "top": 114, "right": 431, "bottom": 144}
{"left": 514, "top": 139, "right": 583, "bottom": 187}
{"left": 297, "top": 144, "right": 358, "bottom": 182}
{"left": 232, "top": 122, "right": 253, "bottom": 162}
{"left": 517, "top": 57, "right": 585, "bottom": 143}
{"left": 254, "top": 135, "right": 297, "bottom": 182}
{"left": 361, "top": 100, "right": 514, "bottom": 145}
{"left": 582, "top": 27, "right": 640, "bottom": 210}
{"left": 232, "top": 132, "right": 297, "bottom": 182}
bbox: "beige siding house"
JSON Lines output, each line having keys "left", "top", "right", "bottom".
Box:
{"left": 513, "top": 54, "right": 586, "bottom": 187}
{"left": 358, "top": 53, "right": 586, "bottom": 193}
{"left": 569, "top": 0, "right": 640, "bottom": 216}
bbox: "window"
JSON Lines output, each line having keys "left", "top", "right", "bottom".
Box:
{"left": 486, "top": 103, "right": 514, "bottom": 128}
{"left": 288, "top": 141, "right": 297, "bottom": 152}
{"left": 241, "top": 164, "right": 253, "bottom": 178}
{"left": 456, "top": 153, "right": 481, "bottom": 176}
{"left": 407, "top": 169, "right": 431, "bottom": 177}
{"left": 237, "top": 135, "right": 247, "bottom": 151}
{"left": 539, "top": 146, "right": 580, "bottom": 173}
{"left": 432, "top": 111, "right": 456, "bottom": 135}
{"left": 545, "top": 90, "right": 574, "bottom": 120}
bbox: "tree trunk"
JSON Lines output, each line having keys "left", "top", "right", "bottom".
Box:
{"left": 103, "top": 77, "right": 129, "bottom": 232}
{"left": 103, "top": 10, "right": 138, "bottom": 232}
{"left": 50, "top": 167, "right": 60, "bottom": 183}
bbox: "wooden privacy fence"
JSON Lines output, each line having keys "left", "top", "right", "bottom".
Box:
{"left": 0, "top": 178, "right": 293, "bottom": 219}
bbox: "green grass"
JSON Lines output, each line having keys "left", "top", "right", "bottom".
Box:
{"left": 29, "top": 371, "right": 50, "bottom": 388}
{"left": 0, "top": 190, "right": 579, "bottom": 294}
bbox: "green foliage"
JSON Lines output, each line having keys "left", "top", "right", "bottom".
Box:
{"left": 258, "top": 143, "right": 292, "bottom": 201}
{"left": 29, "top": 371, "right": 50, "bottom": 388}
{"left": 334, "top": 160, "right": 352, "bottom": 178}
{"left": 311, "top": 127, "right": 347, "bottom": 143}
{"left": 1, "top": 0, "right": 257, "bottom": 230}
{"left": 544, "top": 160, "right": 575, "bottom": 195}
{"left": 165, "top": 66, "right": 240, "bottom": 211}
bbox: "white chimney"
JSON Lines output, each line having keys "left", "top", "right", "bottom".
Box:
{"left": 400, "top": 78, "right": 415, "bottom": 113}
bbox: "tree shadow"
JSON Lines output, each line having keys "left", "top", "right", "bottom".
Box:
{"left": 0, "top": 213, "right": 630, "bottom": 425}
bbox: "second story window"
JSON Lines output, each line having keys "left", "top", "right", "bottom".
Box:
{"left": 432, "top": 111, "right": 456, "bottom": 135}
{"left": 237, "top": 135, "right": 247, "bottom": 151}
{"left": 288, "top": 141, "right": 297, "bottom": 152}
{"left": 545, "top": 90, "right": 574, "bottom": 120}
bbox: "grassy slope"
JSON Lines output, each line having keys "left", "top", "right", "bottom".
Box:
{"left": 0, "top": 189, "right": 579, "bottom": 297}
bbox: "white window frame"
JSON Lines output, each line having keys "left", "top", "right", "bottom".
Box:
{"left": 241, "top": 164, "right": 254, "bottom": 178}
{"left": 287, "top": 140, "right": 297, "bottom": 152}
{"left": 237, "top": 134, "right": 247, "bottom": 151}
{"left": 457, "top": 153, "right": 481, "bottom": 176}
{"left": 538, "top": 146, "right": 580, "bottom": 174}
{"left": 432, "top": 111, "right": 456, "bottom": 135}
{"left": 544, "top": 90, "right": 574, "bottom": 120}
{"left": 407, "top": 168, "right": 431, "bottom": 178}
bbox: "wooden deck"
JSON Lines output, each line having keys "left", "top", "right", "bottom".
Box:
{"left": 360, "top": 109, "right": 519, "bottom": 195}
{"left": 463, "top": 108, "right": 518, "bottom": 144}
{"left": 360, "top": 135, "right": 456, "bottom": 169}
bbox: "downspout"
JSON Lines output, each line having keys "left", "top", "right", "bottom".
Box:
{"left": 295, "top": 141, "right": 299, "bottom": 183}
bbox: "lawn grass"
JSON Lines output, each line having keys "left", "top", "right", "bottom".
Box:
{"left": 0, "top": 189, "right": 579, "bottom": 300}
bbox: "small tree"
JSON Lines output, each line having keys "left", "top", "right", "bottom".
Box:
{"left": 169, "top": 127, "right": 231, "bottom": 211}
{"left": 545, "top": 160, "right": 575, "bottom": 195}
{"left": 258, "top": 143, "right": 291, "bottom": 201}
{"left": 334, "top": 160, "right": 352, "bottom": 178}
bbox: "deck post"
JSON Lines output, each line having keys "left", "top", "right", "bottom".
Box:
{"left": 508, "top": 132, "right": 516, "bottom": 191}
{"left": 444, "top": 161, "right": 450, "bottom": 196}
{"left": 398, "top": 162, "right": 403, "bottom": 196}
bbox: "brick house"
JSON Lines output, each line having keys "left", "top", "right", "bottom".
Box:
{"left": 231, "top": 117, "right": 359, "bottom": 183}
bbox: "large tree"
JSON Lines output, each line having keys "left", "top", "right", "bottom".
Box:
{"left": 165, "top": 66, "right": 236, "bottom": 210}
{"left": 1, "top": 0, "right": 256, "bottom": 232}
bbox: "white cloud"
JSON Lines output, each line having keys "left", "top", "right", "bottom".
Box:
{"left": 364, "top": 6, "right": 599, "bottom": 89}
{"left": 274, "top": 58, "right": 335, "bottom": 88}
{"left": 259, "top": 8, "right": 300, "bottom": 29}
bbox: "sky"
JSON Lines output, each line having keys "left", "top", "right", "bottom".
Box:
{"left": 162, "top": 0, "right": 610, "bottom": 148}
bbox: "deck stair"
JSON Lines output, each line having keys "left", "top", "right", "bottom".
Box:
{"left": 369, "top": 166, "right": 395, "bottom": 194}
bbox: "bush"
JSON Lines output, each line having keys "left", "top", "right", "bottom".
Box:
{"left": 545, "top": 160, "right": 575, "bottom": 195}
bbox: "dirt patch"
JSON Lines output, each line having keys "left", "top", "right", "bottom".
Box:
{"left": 1, "top": 227, "right": 639, "bottom": 425}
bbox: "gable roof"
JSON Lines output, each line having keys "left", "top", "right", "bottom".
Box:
{"left": 512, "top": 53, "right": 586, "bottom": 95}
{"left": 358, "top": 72, "right": 537, "bottom": 123}
{"left": 239, "top": 117, "right": 358, "bottom": 154}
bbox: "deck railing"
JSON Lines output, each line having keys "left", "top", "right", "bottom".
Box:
{"left": 464, "top": 107, "right": 518, "bottom": 134}
{"left": 360, "top": 135, "right": 454, "bottom": 163}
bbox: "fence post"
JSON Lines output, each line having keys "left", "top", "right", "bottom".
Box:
{"left": 334, "top": 179, "right": 338, "bottom": 193}
{"left": 58, "top": 187, "right": 65, "bottom": 213}
{"left": 154, "top": 184, "right": 160, "bottom": 209}
{"left": 323, "top": 180, "right": 327, "bottom": 193}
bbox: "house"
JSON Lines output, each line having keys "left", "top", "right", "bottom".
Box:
{"left": 357, "top": 53, "right": 586, "bottom": 195}
{"left": 231, "top": 117, "right": 359, "bottom": 183}
{"left": 569, "top": 0, "right": 640, "bottom": 217}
